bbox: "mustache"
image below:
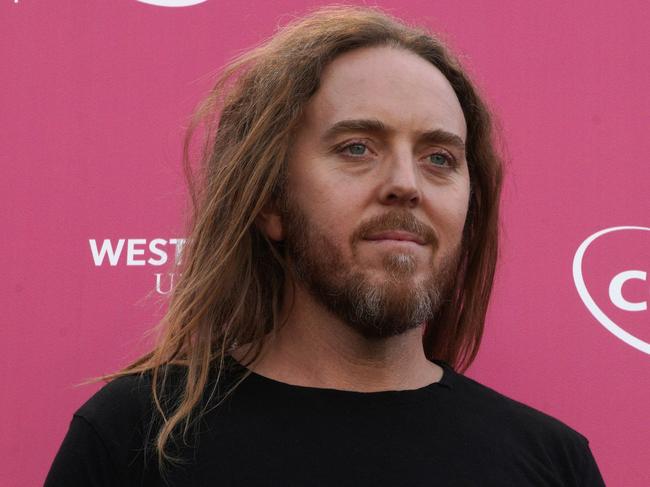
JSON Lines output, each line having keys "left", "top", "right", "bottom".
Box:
{"left": 351, "top": 211, "right": 438, "bottom": 246}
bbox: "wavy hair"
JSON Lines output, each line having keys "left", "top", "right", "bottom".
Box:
{"left": 108, "top": 5, "right": 503, "bottom": 467}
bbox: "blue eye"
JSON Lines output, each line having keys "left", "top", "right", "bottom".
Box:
{"left": 428, "top": 153, "right": 450, "bottom": 166}
{"left": 346, "top": 143, "right": 367, "bottom": 156}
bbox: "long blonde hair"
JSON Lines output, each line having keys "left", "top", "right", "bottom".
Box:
{"left": 108, "top": 5, "right": 503, "bottom": 466}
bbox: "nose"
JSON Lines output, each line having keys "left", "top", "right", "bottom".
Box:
{"left": 378, "top": 149, "right": 421, "bottom": 208}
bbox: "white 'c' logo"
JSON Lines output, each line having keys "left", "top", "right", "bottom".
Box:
{"left": 609, "top": 270, "right": 647, "bottom": 311}
{"left": 573, "top": 226, "right": 650, "bottom": 354}
{"left": 136, "top": 0, "right": 207, "bottom": 7}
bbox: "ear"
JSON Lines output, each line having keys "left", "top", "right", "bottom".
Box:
{"left": 255, "top": 200, "right": 284, "bottom": 242}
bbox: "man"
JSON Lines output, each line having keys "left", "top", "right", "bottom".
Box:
{"left": 46, "top": 6, "right": 605, "bottom": 486}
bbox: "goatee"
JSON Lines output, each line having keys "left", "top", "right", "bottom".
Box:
{"left": 281, "top": 198, "right": 460, "bottom": 339}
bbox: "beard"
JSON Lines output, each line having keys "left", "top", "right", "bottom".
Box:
{"left": 281, "top": 198, "right": 461, "bottom": 339}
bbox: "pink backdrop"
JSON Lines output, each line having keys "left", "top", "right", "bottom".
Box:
{"left": 3, "top": 1, "right": 649, "bottom": 485}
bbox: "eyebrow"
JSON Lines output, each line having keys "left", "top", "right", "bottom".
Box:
{"left": 321, "top": 118, "right": 466, "bottom": 152}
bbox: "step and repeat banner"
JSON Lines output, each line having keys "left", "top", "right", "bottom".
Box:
{"left": 2, "top": 1, "right": 648, "bottom": 485}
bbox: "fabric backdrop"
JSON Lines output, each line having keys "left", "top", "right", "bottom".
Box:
{"left": 2, "top": 1, "right": 649, "bottom": 485}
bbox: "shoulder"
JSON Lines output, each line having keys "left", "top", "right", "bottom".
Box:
{"left": 431, "top": 364, "right": 604, "bottom": 484}
{"left": 76, "top": 373, "right": 155, "bottom": 429}
{"left": 46, "top": 371, "right": 187, "bottom": 486}
{"left": 454, "top": 371, "right": 586, "bottom": 439}
{"left": 446, "top": 368, "right": 595, "bottom": 472}
{"left": 74, "top": 367, "right": 188, "bottom": 449}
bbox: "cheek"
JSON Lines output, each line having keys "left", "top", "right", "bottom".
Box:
{"left": 290, "top": 167, "right": 360, "bottom": 225}
{"left": 453, "top": 190, "right": 471, "bottom": 235}
{"left": 452, "top": 173, "right": 471, "bottom": 226}
{"left": 288, "top": 182, "right": 358, "bottom": 250}
{"left": 430, "top": 185, "right": 471, "bottom": 247}
{"left": 451, "top": 186, "right": 471, "bottom": 227}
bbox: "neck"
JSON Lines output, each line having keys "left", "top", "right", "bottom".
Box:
{"left": 233, "top": 282, "right": 442, "bottom": 392}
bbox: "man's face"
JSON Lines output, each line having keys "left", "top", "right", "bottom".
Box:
{"left": 272, "top": 46, "right": 470, "bottom": 338}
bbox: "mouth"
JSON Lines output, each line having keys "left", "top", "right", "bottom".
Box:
{"left": 364, "top": 231, "right": 427, "bottom": 245}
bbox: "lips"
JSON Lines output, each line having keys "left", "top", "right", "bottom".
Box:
{"left": 364, "top": 231, "right": 427, "bottom": 245}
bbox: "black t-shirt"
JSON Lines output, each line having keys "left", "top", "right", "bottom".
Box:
{"left": 45, "top": 358, "right": 605, "bottom": 486}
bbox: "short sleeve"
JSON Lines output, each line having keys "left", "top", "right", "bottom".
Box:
{"left": 44, "top": 414, "right": 121, "bottom": 487}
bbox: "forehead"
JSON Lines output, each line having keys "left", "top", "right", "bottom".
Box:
{"left": 303, "top": 46, "right": 467, "bottom": 140}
